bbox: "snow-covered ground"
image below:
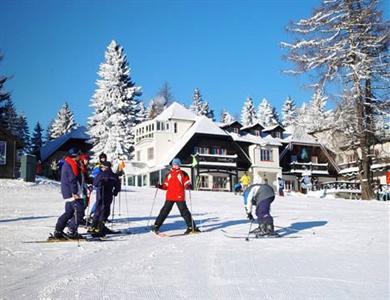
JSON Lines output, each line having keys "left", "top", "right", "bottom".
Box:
{"left": 0, "top": 178, "right": 389, "bottom": 300}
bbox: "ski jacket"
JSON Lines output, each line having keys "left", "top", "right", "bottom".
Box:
{"left": 240, "top": 175, "right": 251, "bottom": 186}
{"left": 161, "top": 168, "right": 191, "bottom": 202}
{"left": 93, "top": 169, "right": 121, "bottom": 203}
{"left": 60, "top": 156, "right": 82, "bottom": 199}
{"left": 243, "top": 184, "right": 275, "bottom": 214}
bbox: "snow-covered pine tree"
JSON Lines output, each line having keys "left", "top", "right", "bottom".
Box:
{"left": 31, "top": 122, "right": 43, "bottom": 159}
{"left": 281, "top": 96, "right": 298, "bottom": 127}
{"left": 298, "top": 87, "right": 332, "bottom": 132}
{"left": 1, "top": 98, "right": 18, "bottom": 136}
{"left": 282, "top": 0, "right": 390, "bottom": 199}
{"left": 49, "top": 102, "right": 78, "bottom": 140}
{"left": 201, "top": 101, "right": 215, "bottom": 120}
{"left": 221, "top": 110, "right": 235, "bottom": 124}
{"left": 88, "top": 40, "right": 142, "bottom": 162}
{"left": 138, "top": 101, "right": 148, "bottom": 123}
{"left": 0, "top": 55, "right": 11, "bottom": 127}
{"left": 16, "top": 114, "right": 30, "bottom": 154}
{"left": 190, "top": 88, "right": 204, "bottom": 116}
{"left": 257, "top": 98, "right": 278, "bottom": 127}
{"left": 241, "top": 97, "right": 257, "bottom": 126}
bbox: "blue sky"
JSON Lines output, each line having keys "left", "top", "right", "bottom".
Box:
{"left": 1, "top": 0, "right": 387, "bottom": 131}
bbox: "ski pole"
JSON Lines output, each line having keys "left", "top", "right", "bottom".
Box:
{"left": 188, "top": 189, "right": 196, "bottom": 232}
{"left": 111, "top": 195, "right": 116, "bottom": 229}
{"left": 125, "top": 186, "right": 130, "bottom": 227}
{"left": 118, "top": 189, "right": 121, "bottom": 216}
{"left": 245, "top": 219, "right": 254, "bottom": 242}
{"left": 146, "top": 188, "right": 159, "bottom": 230}
{"left": 74, "top": 200, "right": 80, "bottom": 247}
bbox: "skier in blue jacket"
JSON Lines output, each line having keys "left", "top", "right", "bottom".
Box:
{"left": 51, "top": 148, "right": 84, "bottom": 240}
{"left": 88, "top": 161, "right": 121, "bottom": 236}
{"left": 243, "top": 177, "right": 277, "bottom": 236}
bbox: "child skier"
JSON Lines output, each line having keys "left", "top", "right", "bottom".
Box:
{"left": 89, "top": 161, "right": 121, "bottom": 236}
{"left": 152, "top": 158, "right": 200, "bottom": 235}
{"left": 51, "top": 148, "right": 84, "bottom": 240}
{"left": 243, "top": 177, "right": 277, "bottom": 237}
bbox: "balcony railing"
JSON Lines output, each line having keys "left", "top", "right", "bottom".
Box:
{"left": 194, "top": 153, "right": 237, "bottom": 167}
{"left": 289, "top": 161, "right": 329, "bottom": 174}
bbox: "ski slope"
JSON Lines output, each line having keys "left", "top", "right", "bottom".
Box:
{"left": 0, "top": 178, "right": 389, "bottom": 300}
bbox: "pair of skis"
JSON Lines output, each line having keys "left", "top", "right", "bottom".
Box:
{"left": 221, "top": 228, "right": 302, "bottom": 240}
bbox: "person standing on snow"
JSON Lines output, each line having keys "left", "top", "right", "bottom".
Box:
{"left": 152, "top": 158, "right": 200, "bottom": 235}
{"left": 51, "top": 148, "right": 84, "bottom": 240}
{"left": 277, "top": 176, "right": 285, "bottom": 197}
{"left": 240, "top": 172, "right": 251, "bottom": 192}
{"left": 88, "top": 161, "right": 121, "bottom": 236}
{"left": 244, "top": 177, "right": 277, "bottom": 237}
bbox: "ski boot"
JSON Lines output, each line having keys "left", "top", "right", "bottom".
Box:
{"left": 89, "top": 222, "right": 106, "bottom": 237}
{"left": 151, "top": 225, "right": 160, "bottom": 234}
{"left": 101, "top": 223, "right": 117, "bottom": 234}
{"left": 265, "top": 224, "right": 279, "bottom": 236}
{"left": 50, "top": 230, "right": 69, "bottom": 240}
{"left": 254, "top": 223, "right": 269, "bottom": 238}
{"left": 184, "top": 227, "right": 201, "bottom": 235}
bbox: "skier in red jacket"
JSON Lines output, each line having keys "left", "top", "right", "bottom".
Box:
{"left": 152, "top": 158, "right": 200, "bottom": 235}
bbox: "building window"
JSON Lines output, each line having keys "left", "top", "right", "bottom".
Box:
{"left": 260, "top": 148, "right": 273, "bottom": 161}
{"left": 213, "top": 176, "right": 227, "bottom": 190}
{"left": 199, "top": 175, "right": 209, "bottom": 188}
{"left": 136, "top": 151, "right": 141, "bottom": 161}
{"left": 194, "top": 147, "right": 210, "bottom": 154}
{"left": 147, "top": 148, "right": 154, "bottom": 160}
{"left": 0, "top": 141, "right": 6, "bottom": 165}
{"left": 233, "top": 128, "right": 239, "bottom": 134}
{"left": 275, "top": 131, "right": 282, "bottom": 138}
{"left": 174, "top": 122, "right": 177, "bottom": 133}
{"left": 254, "top": 130, "right": 260, "bottom": 136}
{"left": 210, "top": 147, "right": 227, "bottom": 155}
{"left": 157, "top": 122, "right": 161, "bottom": 131}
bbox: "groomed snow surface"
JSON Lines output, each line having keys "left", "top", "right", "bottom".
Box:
{"left": 0, "top": 179, "right": 389, "bottom": 300}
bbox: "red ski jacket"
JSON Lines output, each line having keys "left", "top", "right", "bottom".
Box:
{"left": 161, "top": 168, "right": 191, "bottom": 202}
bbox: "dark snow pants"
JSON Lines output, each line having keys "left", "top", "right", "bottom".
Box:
{"left": 55, "top": 199, "right": 85, "bottom": 233}
{"left": 154, "top": 201, "right": 194, "bottom": 229}
{"left": 93, "top": 191, "right": 114, "bottom": 224}
{"left": 255, "top": 196, "right": 274, "bottom": 226}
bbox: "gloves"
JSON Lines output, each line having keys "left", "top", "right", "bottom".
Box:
{"left": 247, "top": 213, "right": 254, "bottom": 221}
{"left": 186, "top": 183, "right": 193, "bottom": 190}
{"left": 155, "top": 183, "right": 162, "bottom": 189}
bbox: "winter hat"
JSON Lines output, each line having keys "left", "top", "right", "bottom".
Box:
{"left": 171, "top": 158, "right": 181, "bottom": 166}
{"left": 68, "top": 148, "right": 81, "bottom": 157}
{"left": 80, "top": 153, "right": 89, "bottom": 161}
{"left": 99, "top": 152, "right": 107, "bottom": 160}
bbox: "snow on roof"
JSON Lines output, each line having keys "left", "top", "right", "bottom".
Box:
{"left": 262, "top": 123, "right": 285, "bottom": 132}
{"left": 218, "top": 120, "right": 242, "bottom": 128}
{"left": 240, "top": 122, "right": 264, "bottom": 131}
{"left": 228, "top": 132, "right": 282, "bottom": 146}
{"left": 282, "top": 125, "right": 317, "bottom": 144}
{"left": 40, "top": 126, "right": 89, "bottom": 162}
{"left": 160, "top": 116, "right": 229, "bottom": 166}
{"left": 155, "top": 102, "right": 198, "bottom": 121}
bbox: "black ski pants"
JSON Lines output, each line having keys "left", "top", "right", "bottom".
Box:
{"left": 154, "top": 200, "right": 194, "bottom": 229}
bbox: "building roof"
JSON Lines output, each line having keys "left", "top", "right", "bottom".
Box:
{"left": 282, "top": 125, "right": 318, "bottom": 144}
{"left": 229, "top": 132, "right": 282, "bottom": 147}
{"left": 262, "top": 124, "right": 285, "bottom": 132}
{"left": 155, "top": 102, "right": 198, "bottom": 121}
{"left": 240, "top": 122, "right": 264, "bottom": 131}
{"left": 160, "top": 116, "right": 230, "bottom": 166}
{"left": 218, "top": 120, "right": 243, "bottom": 128}
{"left": 40, "top": 126, "right": 90, "bottom": 162}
